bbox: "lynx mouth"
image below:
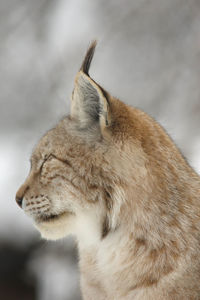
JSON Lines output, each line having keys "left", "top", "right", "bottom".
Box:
{"left": 35, "top": 212, "right": 70, "bottom": 223}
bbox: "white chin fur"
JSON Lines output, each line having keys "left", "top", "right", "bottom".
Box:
{"left": 34, "top": 212, "right": 75, "bottom": 240}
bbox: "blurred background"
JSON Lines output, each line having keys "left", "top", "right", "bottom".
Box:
{"left": 1, "top": 0, "right": 200, "bottom": 299}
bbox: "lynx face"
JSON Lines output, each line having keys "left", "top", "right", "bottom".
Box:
{"left": 16, "top": 114, "right": 120, "bottom": 241}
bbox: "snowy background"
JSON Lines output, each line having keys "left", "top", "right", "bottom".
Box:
{"left": 1, "top": 0, "right": 200, "bottom": 299}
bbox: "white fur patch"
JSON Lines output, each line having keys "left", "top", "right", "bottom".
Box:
{"left": 35, "top": 212, "right": 76, "bottom": 240}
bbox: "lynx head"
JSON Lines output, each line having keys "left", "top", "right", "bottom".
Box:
{"left": 16, "top": 41, "right": 160, "bottom": 243}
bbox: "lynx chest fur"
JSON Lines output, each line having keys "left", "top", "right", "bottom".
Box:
{"left": 16, "top": 42, "right": 200, "bottom": 300}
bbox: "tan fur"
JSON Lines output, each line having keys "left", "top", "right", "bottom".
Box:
{"left": 16, "top": 42, "right": 200, "bottom": 299}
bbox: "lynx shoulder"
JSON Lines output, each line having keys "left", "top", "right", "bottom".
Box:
{"left": 16, "top": 42, "right": 200, "bottom": 300}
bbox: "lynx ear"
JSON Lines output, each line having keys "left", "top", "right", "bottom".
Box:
{"left": 71, "top": 42, "right": 111, "bottom": 131}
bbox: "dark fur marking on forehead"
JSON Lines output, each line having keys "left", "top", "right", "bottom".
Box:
{"left": 80, "top": 40, "right": 97, "bottom": 76}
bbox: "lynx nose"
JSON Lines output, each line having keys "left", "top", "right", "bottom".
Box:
{"left": 16, "top": 183, "right": 29, "bottom": 209}
{"left": 16, "top": 195, "right": 23, "bottom": 208}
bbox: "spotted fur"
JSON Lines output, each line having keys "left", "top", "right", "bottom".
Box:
{"left": 16, "top": 42, "right": 200, "bottom": 299}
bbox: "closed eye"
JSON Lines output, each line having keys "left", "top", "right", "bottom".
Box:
{"left": 40, "top": 154, "right": 53, "bottom": 170}
{"left": 41, "top": 154, "right": 72, "bottom": 169}
{"left": 54, "top": 156, "right": 72, "bottom": 168}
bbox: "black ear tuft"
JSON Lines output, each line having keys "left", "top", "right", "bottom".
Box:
{"left": 80, "top": 40, "right": 97, "bottom": 76}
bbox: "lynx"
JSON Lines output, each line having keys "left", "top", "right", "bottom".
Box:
{"left": 16, "top": 41, "right": 200, "bottom": 299}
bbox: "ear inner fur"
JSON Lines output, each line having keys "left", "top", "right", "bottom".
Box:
{"left": 71, "top": 71, "right": 111, "bottom": 130}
